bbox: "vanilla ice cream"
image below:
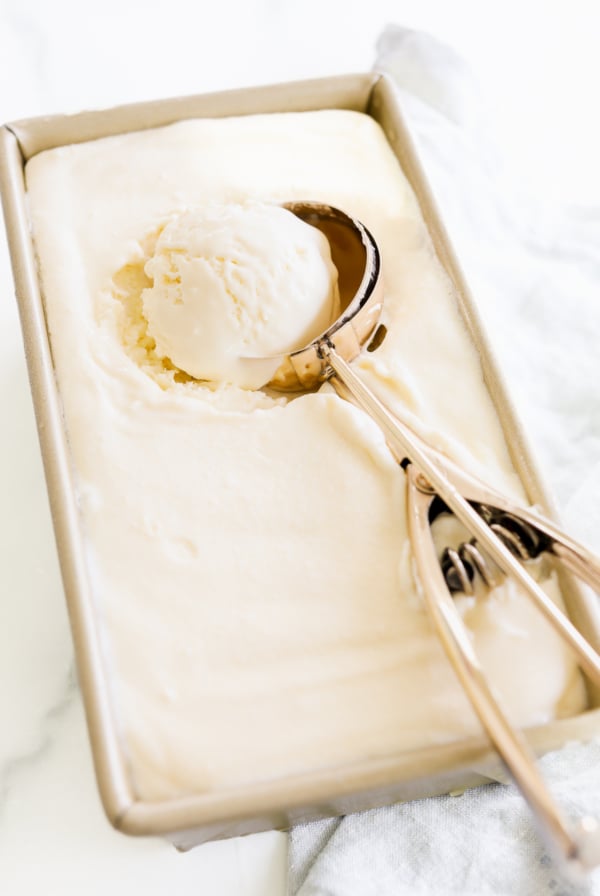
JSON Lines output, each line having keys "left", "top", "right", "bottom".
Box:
{"left": 25, "top": 109, "right": 586, "bottom": 802}
{"left": 142, "top": 202, "right": 340, "bottom": 389}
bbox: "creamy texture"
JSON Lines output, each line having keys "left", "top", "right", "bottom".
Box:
{"left": 142, "top": 202, "right": 340, "bottom": 389}
{"left": 26, "top": 110, "right": 586, "bottom": 801}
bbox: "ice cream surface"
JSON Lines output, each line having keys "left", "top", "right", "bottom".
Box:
{"left": 25, "top": 109, "right": 586, "bottom": 801}
{"left": 142, "top": 202, "right": 340, "bottom": 389}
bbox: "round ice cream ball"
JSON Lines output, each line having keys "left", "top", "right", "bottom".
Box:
{"left": 142, "top": 202, "right": 340, "bottom": 389}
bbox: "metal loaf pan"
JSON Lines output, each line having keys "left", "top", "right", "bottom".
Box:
{"left": 1, "top": 73, "right": 600, "bottom": 849}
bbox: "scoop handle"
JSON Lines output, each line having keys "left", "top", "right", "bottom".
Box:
{"left": 406, "top": 465, "right": 600, "bottom": 873}
{"left": 324, "top": 344, "right": 600, "bottom": 688}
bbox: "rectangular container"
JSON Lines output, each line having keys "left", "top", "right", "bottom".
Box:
{"left": 2, "top": 72, "right": 600, "bottom": 850}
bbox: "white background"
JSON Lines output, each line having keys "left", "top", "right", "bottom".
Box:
{"left": 1, "top": 1, "right": 599, "bottom": 893}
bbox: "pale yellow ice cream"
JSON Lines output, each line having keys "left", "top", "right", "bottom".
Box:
{"left": 142, "top": 202, "right": 340, "bottom": 389}
{"left": 25, "top": 110, "right": 586, "bottom": 802}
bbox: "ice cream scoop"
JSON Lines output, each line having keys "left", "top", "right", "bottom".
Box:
{"left": 253, "top": 200, "right": 600, "bottom": 873}
{"left": 141, "top": 201, "right": 341, "bottom": 389}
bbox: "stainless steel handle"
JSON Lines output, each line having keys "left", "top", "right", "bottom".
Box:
{"left": 406, "top": 466, "right": 600, "bottom": 872}
{"left": 324, "top": 344, "right": 600, "bottom": 687}
{"left": 324, "top": 342, "right": 600, "bottom": 869}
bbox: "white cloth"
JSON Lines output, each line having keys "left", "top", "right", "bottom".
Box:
{"left": 289, "top": 26, "right": 600, "bottom": 895}
{"left": 289, "top": 740, "right": 600, "bottom": 895}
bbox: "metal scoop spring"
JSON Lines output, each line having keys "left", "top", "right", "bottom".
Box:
{"left": 441, "top": 510, "right": 546, "bottom": 594}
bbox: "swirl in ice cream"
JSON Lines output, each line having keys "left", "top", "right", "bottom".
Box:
{"left": 141, "top": 202, "right": 340, "bottom": 389}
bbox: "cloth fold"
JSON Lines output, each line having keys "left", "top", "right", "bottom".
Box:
{"left": 289, "top": 25, "right": 600, "bottom": 896}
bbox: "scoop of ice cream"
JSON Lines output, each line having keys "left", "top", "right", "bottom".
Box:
{"left": 142, "top": 202, "right": 340, "bottom": 389}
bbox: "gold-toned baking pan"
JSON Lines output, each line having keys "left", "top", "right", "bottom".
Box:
{"left": 1, "top": 72, "right": 599, "bottom": 849}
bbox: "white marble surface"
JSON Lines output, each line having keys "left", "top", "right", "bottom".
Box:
{"left": 1, "top": 2, "right": 600, "bottom": 893}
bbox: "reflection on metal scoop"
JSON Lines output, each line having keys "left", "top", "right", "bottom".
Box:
{"left": 259, "top": 201, "right": 600, "bottom": 874}
{"left": 262, "top": 202, "right": 384, "bottom": 391}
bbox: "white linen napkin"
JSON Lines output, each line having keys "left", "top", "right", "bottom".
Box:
{"left": 289, "top": 26, "right": 600, "bottom": 895}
